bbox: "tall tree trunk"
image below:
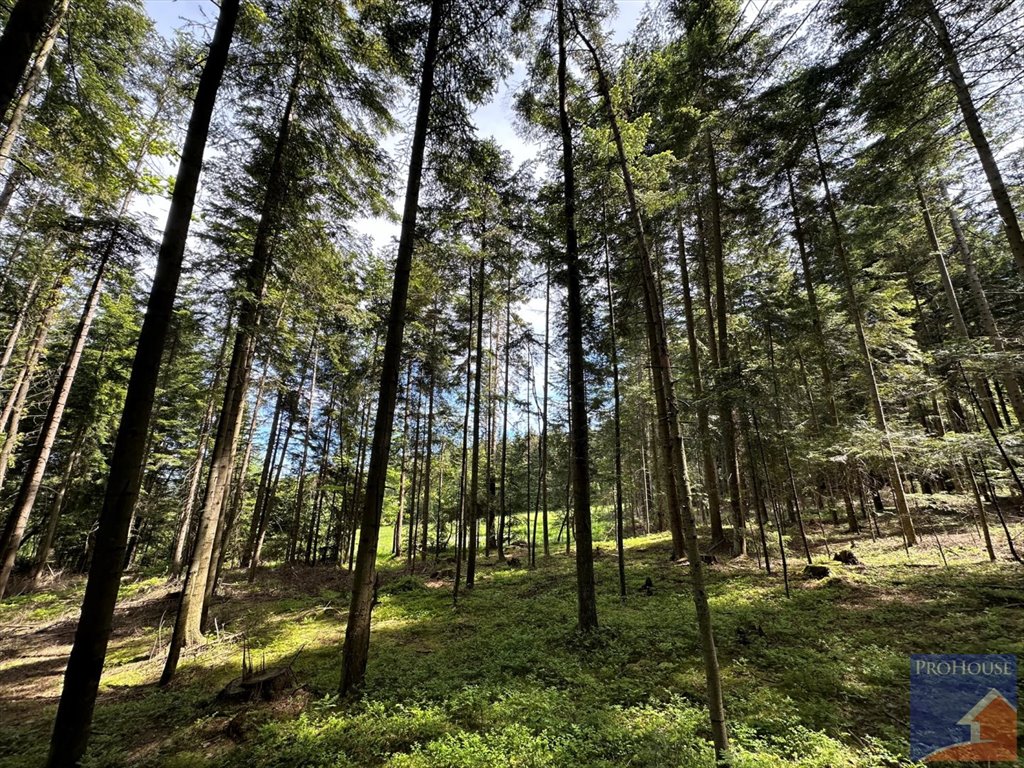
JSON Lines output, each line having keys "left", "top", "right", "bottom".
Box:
{"left": 160, "top": 35, "right": 294, "bottom": 687}
{"left": 454, "top": 267, "right": 473, "bottom": 601}
{"left": 0, "top": 248, "right": 111, "bottom": 598}
{"left": 406, "top": 384, "right": 423, "bottom": 564}
{"left": 811, "top": 127, "right": 916, "bottom": 545}
{"left": 29, "top": 421, "right": 86, "bottom": 585}
{"left": 485, "top": 314, "right": 497, "bottom": 556}
{"left": 706, "top": 132, "right": 746, "bottom": 556}
{"left": 420, "top": 364, "right": 435, "bottom": 560}
{"left": 557, "top": 0, "right": 598, "bottom": 631}
{"left": 0, "top": 0, "right": 59, "bottom": 128}
{"left": 0, "top": 0, "right": 68, "bottom": 178}
{"left": 677, "top": 218, "right": 724, "bottom": 546}
{"left": 541, "top": 262, "right": 551, "bottom": 556}
{"left": 498, "top": 278, "right": 511, "bottom": 562}
{"left": 46, "top": 3, "right": 239, "bottom": 762}
{"left": 288, "top": 344, "right": 318, "bottom": 564}
{"left": 921, "top": 0, "right": 1024, "bottom": 277}
{"left": 338, "top": 0, "right": 441, "bottom": 696}
{"left": 574, "top": 22, "right": 729, "bottom": 760}
{"left": 603, "top": 218, "right": 627, "bottom": 601}
{"left": 466, "top": 254, "right": 485, "bottom": 589}
{"left": 171, "top": 310, "right": 234, "bottom": 578}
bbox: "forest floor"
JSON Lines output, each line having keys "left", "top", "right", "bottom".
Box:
{"left": 1, "top": 493, "right": 1023, "bottom": 767}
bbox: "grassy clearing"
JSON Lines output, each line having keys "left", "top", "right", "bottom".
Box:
{"left": 1, "top": 507, "right": 1022, "bottom": 767}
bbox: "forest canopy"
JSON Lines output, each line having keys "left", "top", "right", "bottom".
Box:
{"left": 0, "top": 0, "right": 1022, "bottom": 766}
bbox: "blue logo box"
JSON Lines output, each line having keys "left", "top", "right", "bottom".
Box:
{"left": 910, "top": 654, "right": 1017, "bottom": 762}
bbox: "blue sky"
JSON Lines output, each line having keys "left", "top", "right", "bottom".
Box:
{"left": 140, "top": 0, "right": 650, "bottom": 360}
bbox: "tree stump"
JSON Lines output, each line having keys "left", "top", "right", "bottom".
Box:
{"left": 218, "top": 667, "right": 296, "bottom": 703}
{"left": 802, "top": 565, "right": 830, "bottom": 580}
{"left": 833, "top": 549, "right": 859, "bottom": 565}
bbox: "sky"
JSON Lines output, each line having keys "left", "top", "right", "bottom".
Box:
{"left": 141, "top": 0, "right": 649, "bottom": 248}
{"left": 140, "top": 0, "right": 651, "bottom": 367}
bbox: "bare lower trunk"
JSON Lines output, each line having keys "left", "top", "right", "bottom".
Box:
{"left": 162, "top": 51, "right": 299, "bottom": 685}
{"left": 0, "top": 250, "right": 110, "bottom": 598}
{"left": 466, "top": 254, "right": 485, "bottom": 589}
{"left": 497, "top": 285, "right": 510, "bottom": 563}
{"left": 603, "top": 219, "right": 627, "bottom": 600}
{"left": 557, "top": 0, "right": 598, "bottom": 630}
{"left": 339, "top": 0, "right": 441, "bottom": 696}
{"left": 454, "top": 270, "right": 473, "bottom": 601}
{"left": 812, "top": 128, "right": 915, "bottom": 545}
{"left": 46, "top": 3, "right": 239, "bottom": 761}
{"left": 574, "top": 22, "right": 728, "bottom": 759}
{"left": 541, "top": 264, "right": 551, "bottom": 556}
{"left": 420, "top": 365, "right": 435, "bottom": 560}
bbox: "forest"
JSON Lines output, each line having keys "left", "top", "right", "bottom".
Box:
{"left": 0, "top": 0, "right": 1022, "bottom": 765}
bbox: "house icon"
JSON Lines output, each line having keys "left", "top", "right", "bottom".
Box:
{"left": 925, "top": 688, "right": 1018, "bottom": 762}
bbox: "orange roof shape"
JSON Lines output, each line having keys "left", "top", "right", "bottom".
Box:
{"left": 925, "top": 689, "right": 1017, "bottom": 763}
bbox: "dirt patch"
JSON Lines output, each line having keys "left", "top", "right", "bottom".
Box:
{"left": 0, "top": 579, "right": 178, "bottom": 726}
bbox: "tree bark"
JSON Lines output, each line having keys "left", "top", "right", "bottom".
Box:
{"left": 557, "top": 0, "right": 598, "bottom": 631}
{"left": 466, "top": 253, "right": 485, "bottom": 589}
{"left": 454, "top": 267, "right": 473, "bottom": 599}
{"left": 420, "top": 363, "right": 435, "bottom": 560}
{"left": 338, "top": 0, "right": 442, "bottom": 696}
{"left": 0, "top": 0, "right": 68, "bottom": 178}
{"left": 541, "top": 262, "right": 551, "bottom": 556}
{"left": 921, "top": 0, "right": 1024, "bottom": 277}
{"left": 46, "top": 2, "right": 239, "bottom": 762}
{"left": 498, "top": 281, "right": 511, "bottom": 562}
{"left": 0, "top": 0, "right": 59, "bottom": 129}
{"left": 573, "top": 19, "right": 729, "bottom": 759}
{"left": 603, "top": 217, "right": 627, "bottom": 601}
{"left": 161, "top": 51, "right": 300, "bottom": 685}
{"left": 811, "top": 127, "right": 916, "bottom": 545}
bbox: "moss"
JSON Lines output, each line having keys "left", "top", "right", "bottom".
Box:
{"left": 3, "top": 529, "right": 1020, "bottom": 767}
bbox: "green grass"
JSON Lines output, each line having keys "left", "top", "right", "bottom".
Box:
{"left": 1, "top": 516, "right": 1022, "bottom": 768}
